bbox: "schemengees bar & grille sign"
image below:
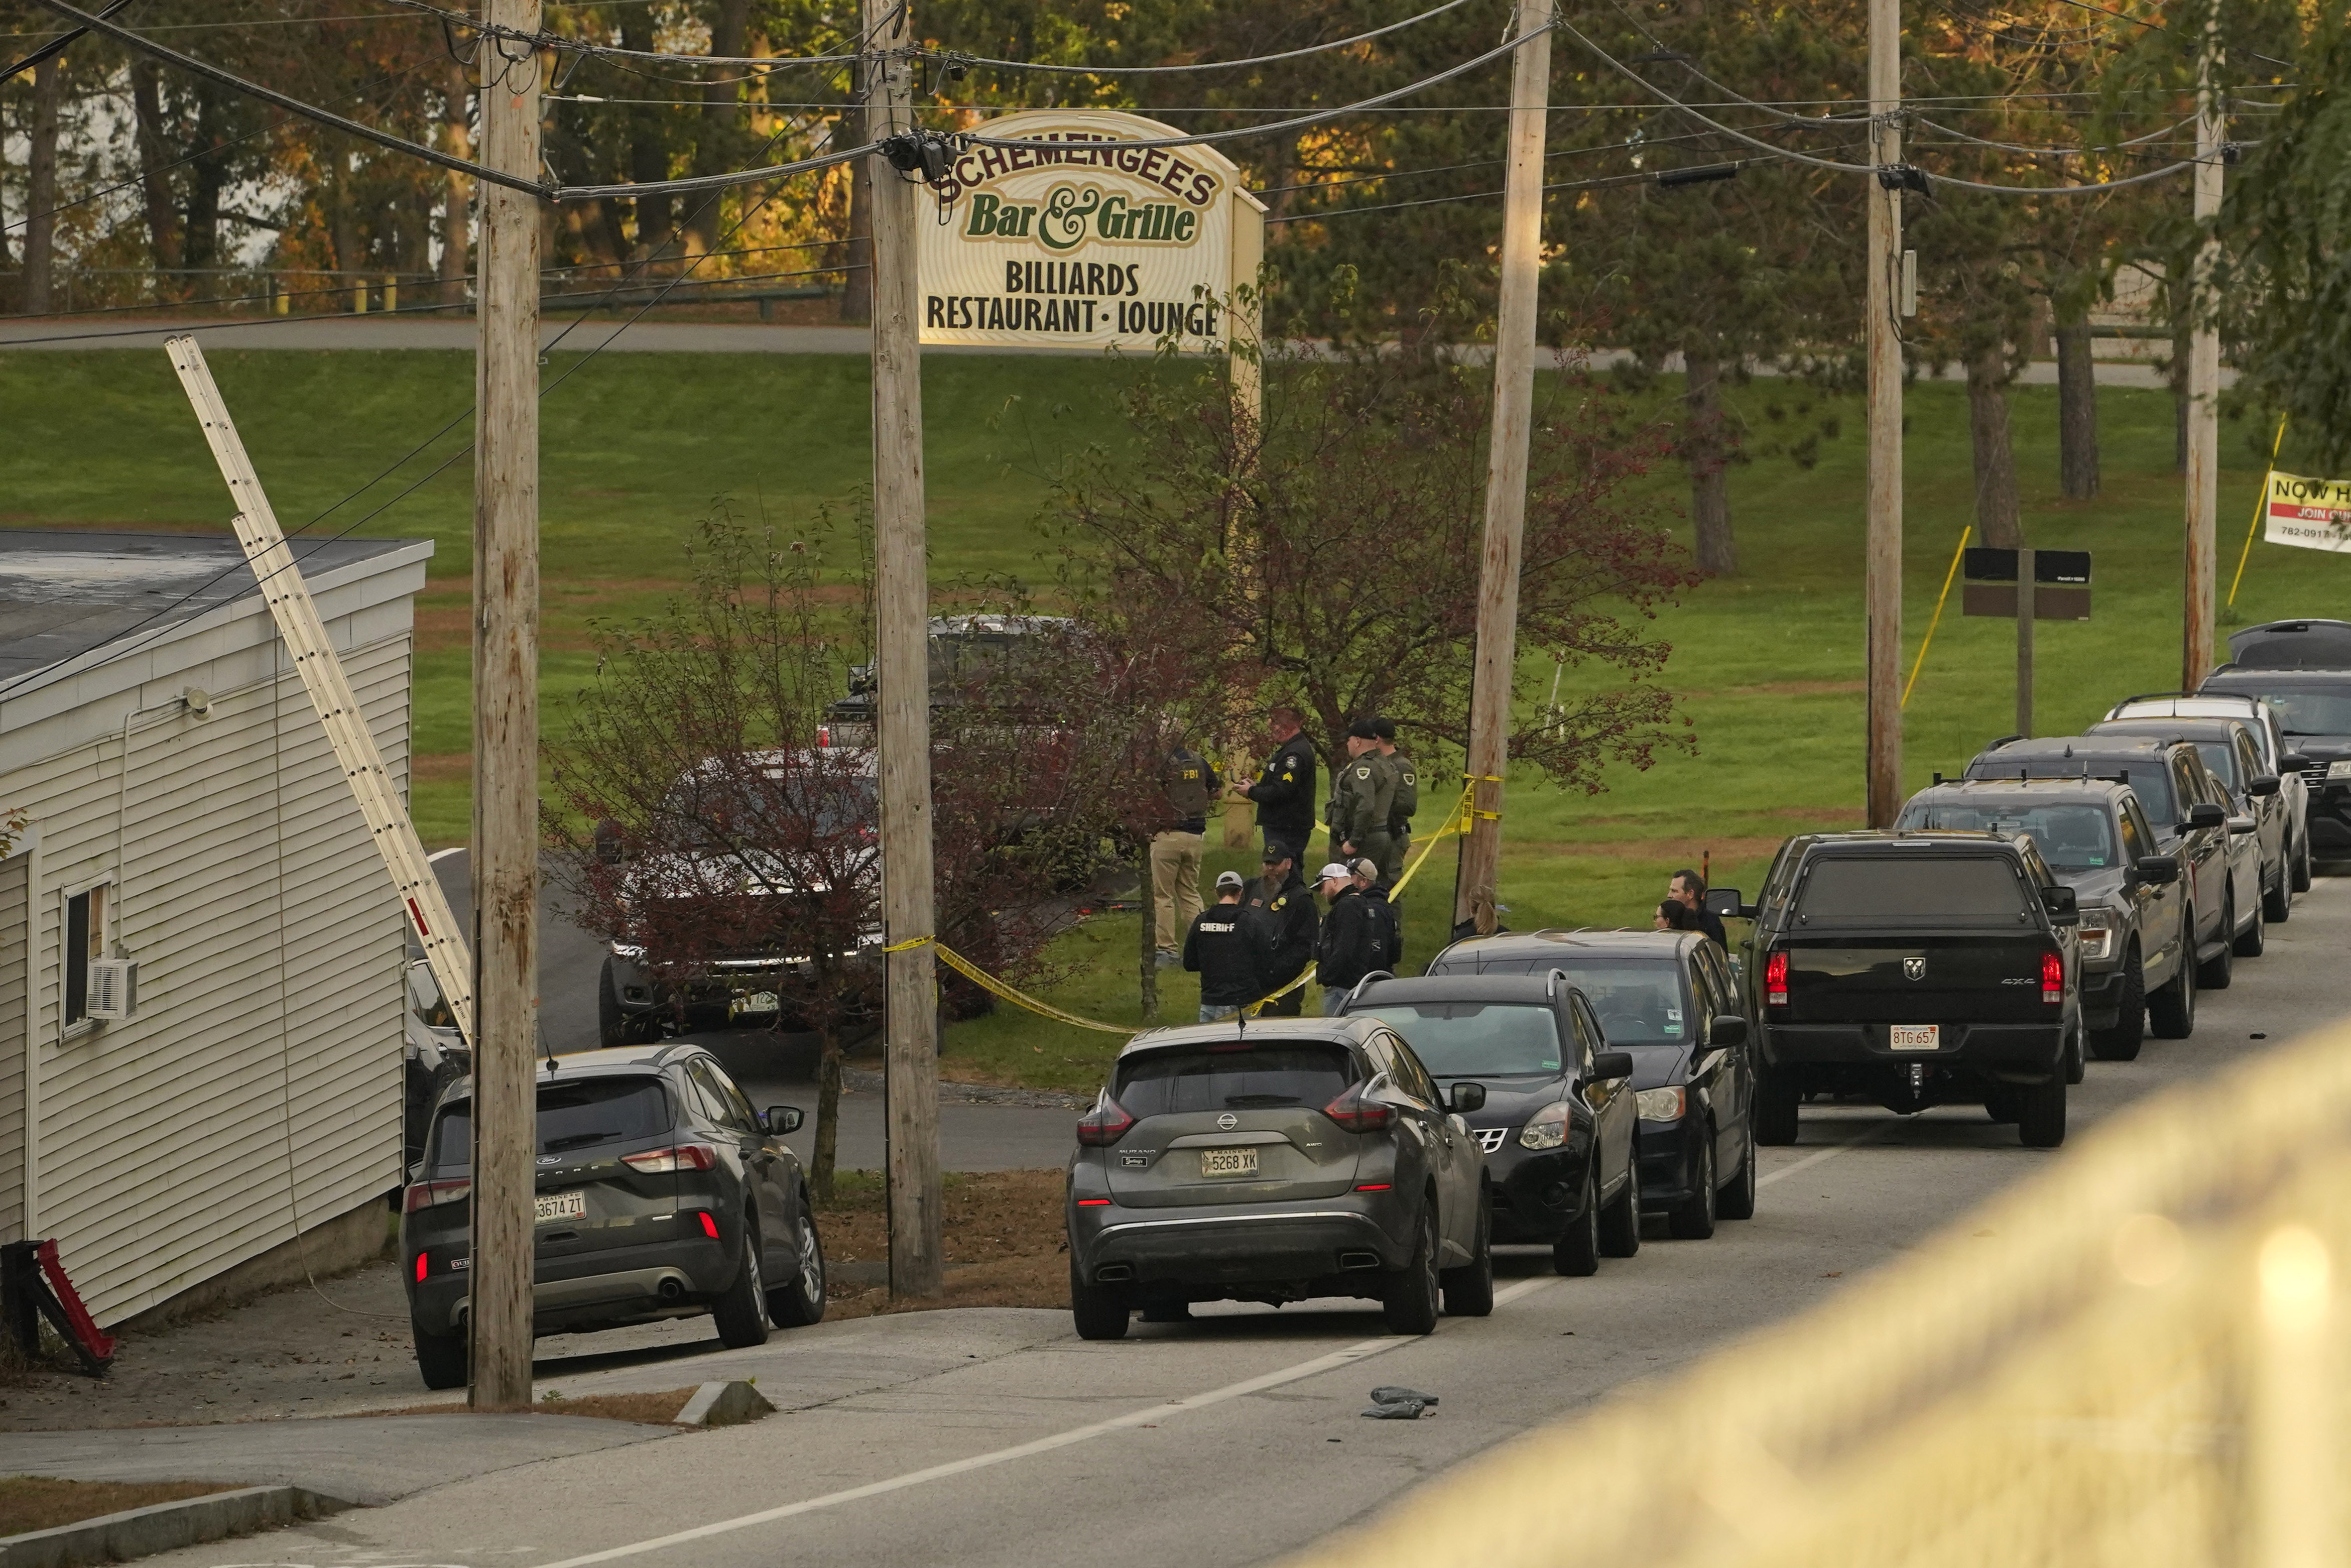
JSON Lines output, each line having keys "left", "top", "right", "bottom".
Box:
{"left": 919, "top": 110, "right": 1266, "bottom": 350}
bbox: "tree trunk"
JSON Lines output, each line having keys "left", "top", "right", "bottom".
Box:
{"left": 1683, "top": 351, "right": 1737, "bottom": 574}
{"left": 2055, "top": 306, "right": 2100, "bottom": 499}
{"left": 1138, "top": 845, "right": 1159, "bottom": 1021}
{"left": 1967, "top": 344, "right": 2023, "bottom": 549}
{"left": 622, "top": 15, "right": 675, "bottom": 269}
{"left": 129, "top": 60, "right": 183, "bottom": 277}
{"left": 24, "top": 58, "right": 60, "bottom": 315}
{"left": 687, "top": 0, "right": 753, "bottom": 261}
{"left": 836, "top": 89, "right": 872, "bottom": 322}
{"left": 440, "top": 56, "right": 471, "bottom": 306}
{"left": 812, "top": 1018, "right": 842, "bottom": 1203}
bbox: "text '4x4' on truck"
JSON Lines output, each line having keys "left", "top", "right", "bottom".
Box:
{"left": 1733, "top": 831, "right": 2084, "bottom": 1150}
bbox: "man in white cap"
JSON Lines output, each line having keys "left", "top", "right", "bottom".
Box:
{"left": 1314, "top": 860, "right": 1381, "bottom": 1013}
{"left": 1182, "top": 870, "right": 1262, "bottom": 1023}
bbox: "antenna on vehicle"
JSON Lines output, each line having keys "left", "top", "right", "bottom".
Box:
{"left": 1932, "top": 772, "right": 1945, "bottom": 785}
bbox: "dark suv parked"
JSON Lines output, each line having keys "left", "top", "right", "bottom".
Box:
{"left": 1338, "top": 969, "right": 1643, "bottom": 1271}
{"left": 2203, "top": 660, "right": 2351, "bottom": 860}
{"left": 1065, "top": 1018, "right": 1493, "bottom": 1339}
{"left": 404, "top": 1044, "right": 827, "bottom": 1389}
{"left": 1414, "top": 929, "right": 1755, "bottom": 1240}
{"left": 1897, "top": 778, "right": 2189, "bottom": 1055}
{"left": 2088, "top": 716, "right": 2291, "bottom": 925}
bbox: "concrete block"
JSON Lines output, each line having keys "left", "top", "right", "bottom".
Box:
{"left": 675, "top": 1380, "right": 775, "bottom": 1429}
{"left": 0, "top": 1485, "right": 349, "bottom": 1568}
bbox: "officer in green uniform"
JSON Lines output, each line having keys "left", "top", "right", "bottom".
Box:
{"left": 1334, "top": 721, "right": 1399, "bottom": 888}
{"left": 1374, "top": 716, "right": 1417, "bottom": 888}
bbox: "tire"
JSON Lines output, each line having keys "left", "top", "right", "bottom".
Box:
{"left": 2017, "top": 1073, "right": 2067, "bottom": 1149}
{"left": 1070, "top": 1260, "right": 1131, "bottom": 1341}
{"left": 1440, "top": 1188, "right": 1495, "bottom": 1318}
{"left": 710, "top": 1230, "right": 773, "bottom": 1349}
{"left": 766, "top": 1205, "right": 827, "bottom": 1328}
{"left": 1716, "top": 1121, "right": 1758, "bottom": 1221}
{"left": 2063, "top": 1027, "right": 2085, "bottom": 1085}
{"left": 2196, "top": 893, "right": 2235, "bottom": 991}
{"left": 1597, "top": 1156, "right": 1641, "bottom": 1258}
{"left": 2088, "top": 946, "right": 2145, "bottom": 1061}
{"left": 1755, "top": 1067, "right": 1800, "bottom": 1147}
{"left": 1552, "top": 1167, "right": 1601, "bottom": 1277}
{"left": 412, "top": 1321, "right": 467, "bottom": 1391}
{"left": 2149, "top": 940, "right": 2196, "bottom": 1039}
{"left": 2293, "top": 832, "right": 2314, "bottom": 893}
{"left": 1381, "top": 1201, "right": 1442, "bottom": 1335}
{"left": 1668, "top": 1128, "right": 1717, "bottom": 1240}
{"left": 2235, "top": 895, "right": 2267, "bottom": 957}
{"left": 2264, "top": 862, "right": 2292, "bottom": 923}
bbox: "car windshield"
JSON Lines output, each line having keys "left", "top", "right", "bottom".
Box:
{"left": 1794, "top": 856, "right": 2030, "bottom": 925}
{"left": 426, "top": 1076, "right": 674, "bottom": 1174}
{"left": 1896, "top": 803, "right": 2119, "bottom": 871}
{"left": 659, "top": 772, "right": 876, "bottom": 846}
{"left": 1114, "top": 1044, "right": 1357, "bottom": 1116}
{"left": 2241, "top": 688, "right": 2351, "bottom": 738}
{"left": 1354, "top": 1003, "right": 1565, "bottom": 1074}
{"left": 1971, "top": 758, "right": 2174, "bottom": 823}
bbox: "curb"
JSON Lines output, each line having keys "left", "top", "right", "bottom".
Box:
{"left": 675, "top": 1379, "right": 774, "bottom": 1428}
{"left": 0, "top": 1486, "right": 350, "bottom": 1568}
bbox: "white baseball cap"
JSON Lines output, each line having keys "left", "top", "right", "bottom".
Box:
{"left": 1317, "top": 862, "right": 1354, "bottom": 884}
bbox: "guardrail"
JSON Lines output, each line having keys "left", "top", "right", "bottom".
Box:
{"left": 1287, "top": 1016, "right": 2351, "bottom": 1568}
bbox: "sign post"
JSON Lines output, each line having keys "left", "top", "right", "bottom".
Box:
{"left": 1964, "top": 548, "right": 2090, "bottom": 740}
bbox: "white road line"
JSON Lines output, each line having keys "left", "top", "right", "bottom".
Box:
{"left": 426, "top": 846, "right": 465, "bottom": 863}
{"left": 534, "top": 1280, "right": 1554, "bottom": 1568}
{"left": 1755, "top": 1123, "right": 1881, "bottom": 1188}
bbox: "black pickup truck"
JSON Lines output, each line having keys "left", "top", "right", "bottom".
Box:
{"left": 1722, "top": 831, "right": 2082, "bottom": 1150}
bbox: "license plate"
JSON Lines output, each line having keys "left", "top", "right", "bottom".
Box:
{"left": 1198, "top": 1148, "right": 1259, "bottom": 1178}
{"left": 731, "top": 991, "right": 781, "bottom": 1017}
{"left": 1889, "top": 1024, "right": 1940, "bottom": 1052}
{"left": 535, "top": 1189, "right": 587, "bottom": 1224}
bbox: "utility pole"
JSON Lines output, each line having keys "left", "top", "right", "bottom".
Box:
{"left": 865, "top": 0, "right": 944, "bottom": 1299}
{"left": 2182, "top": 2, "right": 2223, "bottom": 688}
{"left": 440, "top": 45, "right": 473, "bottom": 309}
{"left": 2015, "top": 546, "right": 2035, "bottom": 737}
{"left": 468, "top": 0, "right": 541, "bottom": 1411}
{"left": 25, "top": 58, "right": 59, "bottom": 315}
{"left": 1454, "top": 0, "right": 1553, "bottom": 937}
{"left": 1864, "top": 0, "right": 1904, "bottom": 826}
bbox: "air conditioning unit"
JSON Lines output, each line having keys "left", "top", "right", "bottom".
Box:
{"left": 86, "top": 958, "right": 138, "bottom": 1021}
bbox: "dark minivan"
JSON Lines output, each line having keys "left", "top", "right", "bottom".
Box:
{"left": 404, "top": 1043, "right": 826, "bottom": 1389}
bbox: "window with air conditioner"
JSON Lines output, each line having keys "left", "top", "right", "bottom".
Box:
{"left": 64, "top": 884, "right": 105, "bottom": 1027}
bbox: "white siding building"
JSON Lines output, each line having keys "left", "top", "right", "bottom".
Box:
{"left": 0, "top": 531, "right": 430, "bottom": 1327}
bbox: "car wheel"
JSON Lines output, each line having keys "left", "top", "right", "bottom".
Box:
{"left": 1598, "top": 1157, "right": 1641, "bottom": 1258}
{"left": 2018, "top": 1073, "right": 2067, "bottom": 1149}
{"left": 1069, "top": 1259, "right": 1131, "bottom": 1341}
{"left": 2148, "top": 940, "right": 2196, "bottom": 1039}
{"left": 1381, "top": 1200, "right": 1442, "bottom": 1335}
{"left": 1755, "top": 1066, "right": 1800, "bottom": 1147}
{"left": 767, "top": 1205, "right": 827, "bottom": 1329}
{"left": 2088, "top": 946, "right": 2145, "bottom": 1061}
{"left": 1668, "top": 1128, "right": 1717, "bottom": 1240}
{"left": 1716, "top": 1121, "right": 1757, "bottom": 1222}
{"left": 710, "top": 1230, "right": 773, "bottom": 1349}
{"left": 2063, "top": 1027, "right": 2085, "bottom": 1085}
{"left": 1440, "top": 1187, "right": 1495, "bottom": 1318}
{"left": 2293, "top": 832, "right": 2314, "bottom": 893}
{"left": 412, "top": 1320, "right": 466, "bottom": 1391}
{"left": 2265, "top": 863, "right": 2292, "bottom": 923}
{"left": 2235, "top": 895, "right": 2267, "bottom": 957}
{"left": 2196, "top": 893, "right": 2235, "bottom": 991}
{"left": 1552, "top": 1166, "right": 1601, "bottom": 1277}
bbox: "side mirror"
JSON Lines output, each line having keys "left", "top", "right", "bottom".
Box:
{"left": 2248, "top": 773, "right": 2281, "bottom": 797}
{"left": 2282, "top": 752, "right": 2313, "bottom": 774}
{"left": 2040, "top": 884, "right": 2078, "bottom": 918}
{"left": 1709, "top": 1015, "right": 1749, "bottom": 1049}
{"left": 2228, "top": 814, "right": 2257, "bottom": 835}
{"left": 593, "top": 818, "right": 625, "bottom": 865}
{"left": 1589, "top": 1050, "right": 1634, "bottom": 1082}
{"left": 1448, "top": 1081, "right": 1487, "bottom": 1115}
{"left": 2133, "top": 854, "right": 2181, "bottom": 885}
{"left": 2186, "top": 802, "right": 2227, "bottom": 831}
{"left": 1703, "top": 888, "right": 1745, "bottom": 919}
{"left": 764, "top": 1105, "right": 805, "bottom": 1135}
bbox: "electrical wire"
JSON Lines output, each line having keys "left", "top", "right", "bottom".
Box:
{"left": 942, "top": 0, "right": 1479, "bottom": 75}
{"left": 381, "top": 0, "right": 860, "bottom": 68}
{"left": 1253, "top": 127, "right": 1718, "bottom": 195}
{"left": 1267, "top": 157, "right": 1776, "bottom": 222}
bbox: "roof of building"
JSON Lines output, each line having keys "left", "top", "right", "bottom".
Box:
{"left": 0, "top": 530, "right": 425, "bottom": 691}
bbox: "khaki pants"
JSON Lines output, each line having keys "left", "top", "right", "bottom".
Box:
{"left": 1151, "top": 830, "right": 1205, "bottom": 952}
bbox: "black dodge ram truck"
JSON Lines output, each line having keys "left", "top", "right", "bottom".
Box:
{"left": 1726, "top": 831, "right": 2082, "bottom": 1150}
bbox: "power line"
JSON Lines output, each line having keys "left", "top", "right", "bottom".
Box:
{"left": 1267, "top": 157, "right": 1778, "bottom": 223}
{"left": 1253, "top": 127, "right": 1720, "bottom": 196}
{"left": 941, "top": 0, "right": 1478, "bottom": 75}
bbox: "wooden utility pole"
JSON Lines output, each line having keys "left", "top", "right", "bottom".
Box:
{"left": 2015, "top": 546, "right": 2035, "bottom": 737}
{"left": 1454, "top": 0, "right": 1553, "bottom": 936}
{"left": 25, "top": 59, "right": 59, "bottom": 315}
{"left": 440, "top": 49, "right": 472, "bottom": 308}
{"left": 865, "top": 0, "right": 944, "bottom": 1300}
{"left": 2182, "top": 2, "right": 2223, "bottom": 688}
{"left": 1864, "top": 0, "right": 1904, "bottom": 826}
{"left": 467, "top": 0, "right": 541, "bottom": 1411}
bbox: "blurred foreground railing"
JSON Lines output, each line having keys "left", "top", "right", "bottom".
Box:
{"left": 1290, "top": 1019, "right": 2351, "bottom": 1568}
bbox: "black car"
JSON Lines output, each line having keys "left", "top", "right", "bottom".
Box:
{"left": 2202, "top": 661, "right": 2351, "bottom": 860}
{"left": 1065, "top": 1018, "right": 1493, "bottom": 1339}
{"left": 1726, "top": 831, "right": 2082, "bottom": 1149}
{"left": 2088, "top": 715, "right": 2291, "bottom": 925}
{"left": 1896, "top": 778, "right": 2189, "bottom": 1055}
{"left": 1337, "top": 971, "right": 1642, "bottom": 1273}
{"left": 1413, "top": 928, "right": 1756, "bottom": 1239}
{"left": 1965, "top": 736, "right": 2250, "bottom": 992}
{"left": 403, "top": 1043, "right": 827, "bottom": 1390}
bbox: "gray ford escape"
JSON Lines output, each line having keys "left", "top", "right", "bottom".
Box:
{"left": 1064, "top": 1018, "right": 1492, "bottom": 1339}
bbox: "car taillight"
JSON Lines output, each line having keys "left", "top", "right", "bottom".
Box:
{"left": 2041, "top": 950, "right": 2064, "bottom": 1004}
{"left": 415, "top": 1253, "right": 429, "bottom": 1282}
{"left": 688, "top": 1210, "right": 719, "bottom": 1239}
{"left": 1323, "top": 1084, "right": 1395, "bottom": 1134}
{"left": 620, "top": 1143, "right": 719, "bottom": 1173}
{"left": 1766, "top": 950, "right": 1789, "bottom": 1007}
{"left": 403, "top": 1178, "right": 471, "bottom": 1214}
{"left": 1076, "top": 1101, "right": 1135, "bottom": 1146}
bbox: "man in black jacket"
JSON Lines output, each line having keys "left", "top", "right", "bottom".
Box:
{"left": 1314, "top": 862, "right": 1384, "bottom": 1012}
{"left": 1351, "top": 856, "right": 1402, "bottom": 977}
{"left": 1182, "top": 871, "right": 1260, "bottom": 1022}
{"left": 1245, "top": 843, "right": 1316, "bottom": 1016}
{"left": 1245, "top": 706, "right": 1317, "bottom": 863}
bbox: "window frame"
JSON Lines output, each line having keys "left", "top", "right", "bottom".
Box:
{"left": 60, "top": 878, "right": 110, "bottom": 1033}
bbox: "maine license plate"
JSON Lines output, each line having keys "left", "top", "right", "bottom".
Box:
{"left": 535, "top": 1189, "right": 587, "bottom": 1224}
{"left": 1199, "top": 1148, "right": 1259, "bottom": 1178}
{"left": 1890, "top": 1024, "right": 1940, "bottom": 1052}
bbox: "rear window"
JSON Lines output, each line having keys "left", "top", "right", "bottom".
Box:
{"left": 1972, "top": 758, "right": 2174, "bottom": 823}
{"left": 1895, "top": 802, "right": 2119, "bottom": 871}
{"left": 1794, "top": 856, "right": 2030, "bottom": 925}
{"left": 1355, "top": 1003, "right": 1564, "bottom": 1075}
{"left": 1114, "top": 1044, "right": 1357, "bottom": 1116}
{"left": 426, "top": 1076, "right": 675, "bottom": 1174}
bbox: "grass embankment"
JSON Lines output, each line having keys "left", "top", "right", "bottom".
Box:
{"left": 816, "top": 1169, "right": 1068, "bottom": 1314}
{"left": 0, "top": 1477, "right": 237, "bottom": 1535}
{"left": 9, "top": 350, "right": 2348, "bottom": 1096}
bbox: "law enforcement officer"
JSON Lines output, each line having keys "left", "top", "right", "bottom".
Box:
{"left": 1374, "top": 716, "right": 1417, "bottom": 885}
{"left": 1313, "top": 862, "right": 1381, "bottom": 1013}
{"left": 1352, "top": 855, "right": 1402, "bottom": 975}
{"left": 1245, "top": 843, "right": 1316, "bottom": 1017}
{"left": 1152, "top": 742, "right": 1220, "bottom": 968}
{"left": 1182, "top": 871, "right": 1259, "bottom": 1022}
{"left": 1244, "top": 706, "right": 1318, "bottom": 864}
{"left": 1334, "top": 722, "right": 1399, "bottom": 888}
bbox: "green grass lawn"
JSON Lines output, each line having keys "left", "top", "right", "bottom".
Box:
{"left": 8, "top": 345, "right": 2344, "bottom": 1092}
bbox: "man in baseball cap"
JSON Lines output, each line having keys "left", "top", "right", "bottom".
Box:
{"left": 1182, "top": 871, "right": 1261, "bottom": 1022}
{"left": 1314, "top": 860, "right": 1381, "bottom": 1013}
{"left": 1245, "top": 843, "right": 1314, "bottom": 1016}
